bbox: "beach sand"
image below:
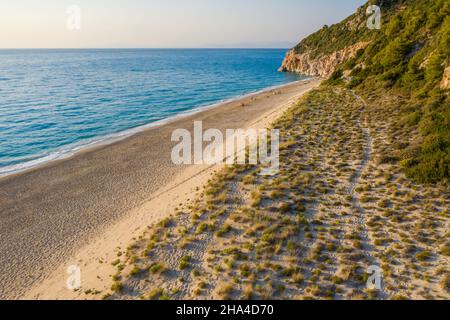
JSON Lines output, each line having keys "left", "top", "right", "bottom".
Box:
{"left": 0, "top": 78, "right": 321, "bottom": 300}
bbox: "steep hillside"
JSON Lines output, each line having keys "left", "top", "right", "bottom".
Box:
{"left": 281, "top": 0, "right": 449, "bottom": 183}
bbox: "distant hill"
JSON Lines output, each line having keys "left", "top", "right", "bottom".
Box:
{"left": 281, "top": 0, "right": 449, "bottom": 183}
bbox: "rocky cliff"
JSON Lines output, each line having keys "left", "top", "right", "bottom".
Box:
{"left": 278, "top": 1, "right": 374, "bottom": 77}
{"left": 279, "top": 41, "right": 369, "bottom": 78}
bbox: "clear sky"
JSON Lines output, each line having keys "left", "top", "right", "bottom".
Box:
{"left": 1, "top": 0, "right": 367, "bottom": 48}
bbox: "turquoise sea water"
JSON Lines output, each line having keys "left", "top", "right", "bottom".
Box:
{"left": 0, "top": 49, "right": 303, "bottom": 174}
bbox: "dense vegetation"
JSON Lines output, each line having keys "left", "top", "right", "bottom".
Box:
{"left": 297, "top": 0, "right": 449, "bottom": 183}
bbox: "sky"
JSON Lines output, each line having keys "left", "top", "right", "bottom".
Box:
{"left": 0, "top": 0, "right": 367, "bottom": 48}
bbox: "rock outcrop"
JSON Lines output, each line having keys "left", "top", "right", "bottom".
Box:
{"left": 440, "top": 66, "right": 450, "bottom": 90}
{"left": 279, "top": 41, "right": 369, "bottom": 78}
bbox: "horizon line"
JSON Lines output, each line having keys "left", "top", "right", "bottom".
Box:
{"left": 0, "top": 47, "right": 291, "bottom": 50}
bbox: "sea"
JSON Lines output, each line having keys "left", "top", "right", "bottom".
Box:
{"left": 0, "top": 49, "right": 304, "bottom": 175}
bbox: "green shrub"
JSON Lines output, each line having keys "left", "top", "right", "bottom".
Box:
{"left": 416, "top": 250, "right": 432, "bottom": 261}
{"left": 150, "top": 263, "right": 166, "bottom": 274}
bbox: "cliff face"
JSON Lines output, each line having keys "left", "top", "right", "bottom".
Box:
{"left": 279, "top": 41, "right": 369, "bottom": 78}
{"left": 278, "top": 1, "right": 373, "bottom": 78}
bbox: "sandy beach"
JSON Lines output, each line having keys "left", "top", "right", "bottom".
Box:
{"left": 0, "top": 78, "right": 321, "bottom": 299}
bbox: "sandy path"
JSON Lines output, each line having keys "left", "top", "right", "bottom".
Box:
{"left": 0, "top": 78, "right": 321, "bottom": 300}
{"left": 350, "top": 92, "right": 388, "bottom": 299}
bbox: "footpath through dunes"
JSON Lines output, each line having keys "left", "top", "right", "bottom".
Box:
{"left": 103, "top": 86, "right": 449, "bottom": 300}
{"left": 0, "top": 79, "right": 320, "bottom": 300}
{"left": 354, "top": 90, "right": 449, "bottom": 300}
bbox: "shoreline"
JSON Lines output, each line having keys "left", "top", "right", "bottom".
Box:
{"left": 0, "top": 78, "right": 308, "bottom": 179}
{"left": 0, "top": 78, "right": 321, "bottom": 300}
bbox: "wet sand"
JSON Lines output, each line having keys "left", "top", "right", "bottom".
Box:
{"left": 0, "top": 78, "right": 320, "bottom": 299}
